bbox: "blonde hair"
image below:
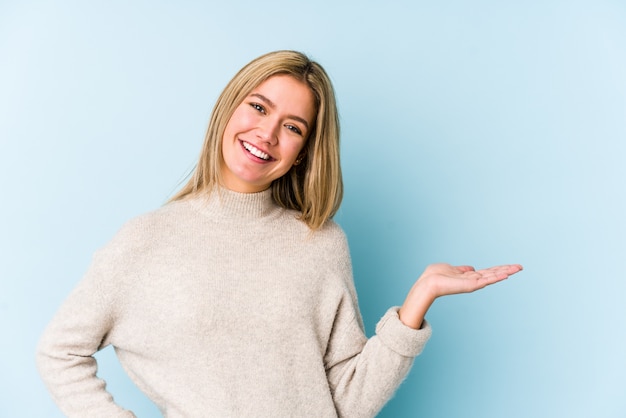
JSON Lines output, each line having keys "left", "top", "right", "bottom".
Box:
{"left": 170, "top": 50, "right": 342, "bottom": 230}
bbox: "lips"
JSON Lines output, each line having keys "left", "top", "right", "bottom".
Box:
{"left": 241, "top": 140, "right": 273, "bottom": 161}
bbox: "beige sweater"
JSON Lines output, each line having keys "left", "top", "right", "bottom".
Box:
{"left": 36, "top": 189, "right": 431, "bottom": 417}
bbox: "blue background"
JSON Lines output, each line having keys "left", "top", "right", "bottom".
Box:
{"left": 2, "top": 1, "right": 625, "bottom": 417}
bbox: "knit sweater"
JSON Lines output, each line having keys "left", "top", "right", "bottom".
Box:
{"left": 36, "top": 189, "right": 432, "bottom": 418}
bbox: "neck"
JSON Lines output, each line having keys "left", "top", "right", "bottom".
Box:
{"left": 188, "top": 187, "right": 277, "bottom": 221}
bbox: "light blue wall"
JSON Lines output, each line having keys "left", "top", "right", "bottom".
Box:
{"left": 2, "top": 1, "right": 624, "bottom": 417}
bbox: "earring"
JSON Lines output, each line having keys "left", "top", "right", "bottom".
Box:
{"left": 294, "top": 155, "right": 304, "bottom": 166}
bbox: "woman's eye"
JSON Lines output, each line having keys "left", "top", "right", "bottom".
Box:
{"left": 250, "top": 103, "right": 265, "bottom": 114}
{"left": 286, "top": 125, "right": 303, "bottom": 136}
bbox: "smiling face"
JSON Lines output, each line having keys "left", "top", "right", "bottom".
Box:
{"left": 220, "top": 74, "right": 316, "bottom": 193}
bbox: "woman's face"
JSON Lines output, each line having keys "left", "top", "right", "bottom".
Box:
{"left": 220, "top": 74, "right": 316, "bottom": 193}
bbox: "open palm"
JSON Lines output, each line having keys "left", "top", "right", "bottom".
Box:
{"left": 399, "top": 263, "right": 523, "bottom": 329}
{"left": 424, "top": 263, "right": 523, "bottom": 298}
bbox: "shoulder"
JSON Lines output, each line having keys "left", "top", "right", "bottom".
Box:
{"left": 315, "top": 219, "right": 349, "bottom": 252}
{"left": 97, "top": 199, "right": 197, "bottom": 256}
{"left": 271, "top": 211, "right": 351, "bottom": 265}
{"left": 304, "top": 219, "right": 352, "bottom": 272}
{"left": 116, "top": 201, "right": 180, "bottom": 235}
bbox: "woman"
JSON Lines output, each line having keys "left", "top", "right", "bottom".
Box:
{"left": 37, "top": 50, "right": 522, "bottom": 417}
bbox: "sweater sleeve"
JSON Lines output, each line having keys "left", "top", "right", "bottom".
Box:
{"left": 323, "top": 228, "right": 432, "bottom": 418}
{"left": 36, "top": 234, "right": 137, "bottom": 417}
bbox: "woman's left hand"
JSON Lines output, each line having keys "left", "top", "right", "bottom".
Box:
{"left": 398, "top": 263, "right": 523, "bottom": 329}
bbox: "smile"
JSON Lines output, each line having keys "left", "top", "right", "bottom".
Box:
{"left": 241, "top": 141, "right": 272, "bottom": 161}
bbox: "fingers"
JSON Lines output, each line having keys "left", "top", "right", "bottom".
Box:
{"left": 457, "top": 264, "right": 522, "bottom": 281}
{"left": 455, "top": 265, "right": 476, "bottom": 273}
{"left": 497, "top": 264, "right": 523, "bottom": 277}
{"left": 477, "top": 264, "right": 523, "bottom": 282}
{"left": 478, "top": 264, "right": 523, "bottom": 274}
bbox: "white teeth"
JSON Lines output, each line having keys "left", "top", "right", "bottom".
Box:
{"left": 242, "top": 141, "right": 270, "bottom": 160}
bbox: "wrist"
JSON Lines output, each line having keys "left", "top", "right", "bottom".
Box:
{"left": 399, "top": 277, "right": 437, "bottom": 329}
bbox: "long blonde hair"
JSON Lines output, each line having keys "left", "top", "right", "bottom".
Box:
{"left": 170, "top": 50, "right": 342, "bottom": 230}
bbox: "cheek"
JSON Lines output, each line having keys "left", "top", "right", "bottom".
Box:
{"left": 223, "top": 108, "right": 245, "bottom": 138}
{"left": 230, "top": 106, "right": 257, "bottom": 129}
{"left": 285, "top": 141, "right": 306, "bottom": 162}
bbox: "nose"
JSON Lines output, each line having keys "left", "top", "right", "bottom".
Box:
{"left": 256, "top": 117, "right": 279, "bottom": 145}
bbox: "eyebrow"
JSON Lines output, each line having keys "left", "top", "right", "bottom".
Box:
{"left": 249, "top": 93, "right": 310, "bottom": 131}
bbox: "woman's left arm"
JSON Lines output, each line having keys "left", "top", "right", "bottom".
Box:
{"left": 323, "top": 227, "right": 523, "bottom": 417}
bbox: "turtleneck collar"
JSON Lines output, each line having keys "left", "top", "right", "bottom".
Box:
{"left": 187, "top": 187, "right": 278, "bottom": 222}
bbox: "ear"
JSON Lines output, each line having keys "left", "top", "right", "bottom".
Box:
{"left": 293, "top": 152, "right": 306, "bottom": 166}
